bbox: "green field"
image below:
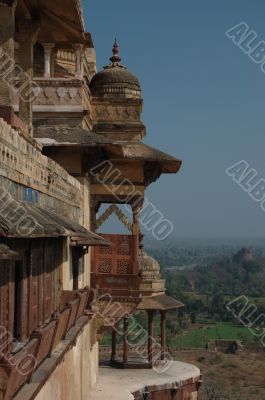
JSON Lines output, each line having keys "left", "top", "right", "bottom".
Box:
{"left": 172, "top": 324, "right": 256, "bottom": 349}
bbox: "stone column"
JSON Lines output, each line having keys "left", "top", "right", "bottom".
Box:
{"left": 148, "top": 311, "right": 154, "bottom": 364}
{"left": 161, "top": 311, "right": 166, "bottom": 360}
{"left": 132, "top": 202, "right": 142, "bottom": 274}
{"left": 17, "top": 21, "right": 36, "bottom": 131}
{"left": 123, "top": 316, "right": 129, "bottom": 365}
{"left": 111, "top": 327, "right": 117, "bottom": 363}
{"left": 74, "top": 44, "right": 83, "bottom": 78}
{"left": 0, "top": 1, "right": 16, "bottom": 107}
{"left": 43, "top": 43, "right": 55, "bottom": 78}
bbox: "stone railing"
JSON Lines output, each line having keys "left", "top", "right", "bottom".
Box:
{"left": 0, "top": 118, "right": 82, "bottom": 210}
{"left": 56, "top": 49, "right": 76, "bottom": 64}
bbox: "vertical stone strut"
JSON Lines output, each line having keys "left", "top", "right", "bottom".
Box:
{"left": 17, "top": 21, "right": 36, "bottom": 131}
{"left": 43, "top": 43, "right": 55, "bottom": 78}
{"left": 123, "top": 316, "right": 129, "bottom": 364}
{"left": 161, "top": 310, "right": 166, "bottom": 360}
{"left": 0, "top": 0, "right": 16, "bottom": 107}
{"left": 74, "top": 44, "right": 83, "bottom": 78}
{"left": 148, "top": 311, "right": 154, "bottom": 364}
{"left": 132, "top": 204, "right": 141, "bottom": 274}
{"left": 111, "top": 327, "right": 117, "bottom": 362}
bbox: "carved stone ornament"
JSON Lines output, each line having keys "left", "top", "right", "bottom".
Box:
{"left": 92, "top": 105, "right": 140, "bottom": 122}
{"left": 96, "top": 204, "right": 133, "bottom": 232}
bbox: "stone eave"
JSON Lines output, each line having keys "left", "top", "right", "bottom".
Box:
{"left": 137, "top": 294, "right": 184, "bottom": 312}
{"left": 120, "top": 143, "right": 182, "bottom": 174}
{"left": 17, "top": 0, "right": 86, "bottom": 44}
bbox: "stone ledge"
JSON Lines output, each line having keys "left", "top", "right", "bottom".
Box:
{"left": 91, "top": 361, "right": 201, "bottom": 400}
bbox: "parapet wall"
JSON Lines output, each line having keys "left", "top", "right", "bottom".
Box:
{"left": 0, "top": 118, "right": 83, "bottom": 221}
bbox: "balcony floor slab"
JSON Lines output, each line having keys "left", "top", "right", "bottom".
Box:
{"left": 91, "top": 361, "right": 200, "bottom": 400}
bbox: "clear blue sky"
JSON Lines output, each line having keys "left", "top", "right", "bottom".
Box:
{"left": 83, "top": 0, "right": 265, "bottom": 240}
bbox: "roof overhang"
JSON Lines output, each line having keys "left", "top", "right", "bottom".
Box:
{"left": 0, "top": 199, "right": 109, "bottom": 246}
{"left": 137, "top": 294, "right": 184, "bottom": 311}
{"left": 121, "top": 143, "right": 182, "bottom": 174}
{"left": 16, "top": 0, "right": 87, "bottom": 45}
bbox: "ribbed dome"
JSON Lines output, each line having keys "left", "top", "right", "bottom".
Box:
{"left": 90, "top": 40, "right": 141, "bottom": 99}
{"left": 139, "top": 251, "right": 161, "bottom": 274}
{"left": 139, "top": 250, "right": 166, "bottom": 296}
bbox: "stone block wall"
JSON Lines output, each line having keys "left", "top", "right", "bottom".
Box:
{"left": 33, "top": 323, "right": 99, "bottom": 400}
{"left": 0, "top": 117, "right": 83, "bottom": 221}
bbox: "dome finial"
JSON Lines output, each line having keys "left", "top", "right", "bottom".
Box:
{"left": 110, "top": 38, "right": 121, "bottom": 64}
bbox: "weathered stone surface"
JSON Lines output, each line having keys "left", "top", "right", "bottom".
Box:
{"left": 0, "top": 1, "right": 16, "bottom": 106}
{"left": 91, "top": 362, "right": 201, "bottom": 400}
{"left": 0, "top": 117, "right": 83, "bottom": 220}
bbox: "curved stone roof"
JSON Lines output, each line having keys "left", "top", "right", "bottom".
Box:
{"left": 90, "top": 65, "right": 141, "bottom": 99}
{"left": 139, "top": 251, "right": 161, "bottom": 274}
{"left": 139, "top": 251, "right": 166, "bottom": 295}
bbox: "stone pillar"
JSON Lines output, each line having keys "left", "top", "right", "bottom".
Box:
{"left": 43, "top": 43, "right": 55, "bottom": 78}
{"left": 74, "top": 44, "right": 83, "bottom": 78}
{"left": 132, "top": 203, "right": 141, "bottom": 274}
{"left": 161, "top": 311, "right": 166, "bottom": 360}
{"left": 17, "top": 21, "right": 35, "bottom": 131}
{"left": 90, "top": 196, "right": 100, "bottom": 234}
{"left": 148, "top": 311, "right": 154, "bottom": 364}
{"left": 0, "top": 1, "right": 16, "bottom": 107}
{"left": 123, "top": 316, "right": 129, "bottom": 365}
{"left": 111, "top": 327, "right": 117, "bottom": 362}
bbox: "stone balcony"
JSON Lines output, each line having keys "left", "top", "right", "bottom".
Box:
{"left": 13, "top": 77, "right": 91, "bottom": 119}
{"left": 91, "top": 361, "right": 201, "bottom": 400}
{"left": 91, "top": 234, "right": 140, "bottom": 299}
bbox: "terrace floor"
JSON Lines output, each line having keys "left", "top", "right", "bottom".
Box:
{"left": 90, "top": 361, "right": 201, "bottom": 400}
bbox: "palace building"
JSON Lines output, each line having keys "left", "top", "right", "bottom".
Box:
{"left": 0, "top": 1, "right": 201, "bottom": 399}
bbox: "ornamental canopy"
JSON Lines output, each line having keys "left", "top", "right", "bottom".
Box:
{"left": 137, "top": 294, "right": 184, "bottom": 312}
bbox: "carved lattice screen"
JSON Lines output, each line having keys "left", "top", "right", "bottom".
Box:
{"left": 92, "top": 234, "right": 134, "bottom": 275}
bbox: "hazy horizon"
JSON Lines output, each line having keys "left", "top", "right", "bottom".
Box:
{"left": 84, "top": 1, "right": 265, "bottom": 239}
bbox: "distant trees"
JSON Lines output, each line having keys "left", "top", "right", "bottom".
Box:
{"left": 146, "top": 244, "right": 265, "bottom": 338}
{"left": 165, "top": 258, "right": 265, "bottom": 301}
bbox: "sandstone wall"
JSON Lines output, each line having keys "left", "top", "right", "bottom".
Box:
{"left": 34, "top": 324, "right": 99, "bottom": 400}
{"left": 0, "top": 117, "right": 83, "bottom": 221}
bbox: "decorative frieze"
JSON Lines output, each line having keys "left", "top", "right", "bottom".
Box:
{"left": 92, "top": 105, "right": 141, "bottom": 122}
{"left": 35, "top": 85, "right": 82, "bottom": 106}
{"left": 13, "top": 78, "right": 87, "bottom": 108}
